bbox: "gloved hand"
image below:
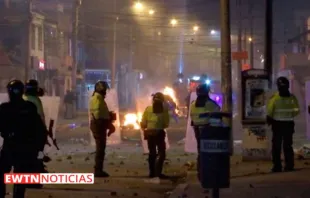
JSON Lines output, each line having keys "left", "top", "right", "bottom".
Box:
{"left": 266, "top": 116, "right": 274, "bottom": 126}
{"left": 143, "top": 129, "right": 148, "bottom": 140}
{"left": 37, "top": 151, "right": 44, "bottom": 159}
{"left": 107, "top": 124, "right": 116, "bottom": 137}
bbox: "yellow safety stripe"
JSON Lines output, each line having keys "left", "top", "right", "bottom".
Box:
{"left": 274, "top": 108, "right": 299, "bottom": 113}
{"left": 273, "top": 117, "right": 294, "bottom": 121}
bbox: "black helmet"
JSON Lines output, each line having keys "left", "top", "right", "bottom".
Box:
{"left": 276, "top": 76, "right": 289, "bottom": 89}
{"left": 94, "top": 81, "right": 109, "bottom": 94}
{"left": 26, "top": 79, "right": 39, "bottom": 88}
{"left": 196, "top": 83, "right": 210, "bottom": 96}
{"left": 37, "top": 87, "right": 45, "bottom": 97}
{"left": 152, "top": 92, "right": 165, "bottom": 102}
{"left": 7, "top": 79, "right": 24, "bottom": 99}
{"left": 200, "top": 74, "right": 208, "bottom": 80}
{"left": 25, "top": 79, "right": 39, "bottom": 95}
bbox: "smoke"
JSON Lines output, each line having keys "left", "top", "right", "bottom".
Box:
{"left": 136, "top": 79, "right": 170, "bottom": 112}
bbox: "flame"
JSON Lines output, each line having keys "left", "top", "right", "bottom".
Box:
{"left": 123, "top": 113, "right": 142, "bottom": 129}
{"left": 162, "top": 86, "right": 180, "bottom": 115}
{"left": 163, "top": 86, "right": 178, "bottom": 106}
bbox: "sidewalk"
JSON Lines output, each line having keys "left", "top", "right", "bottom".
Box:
{"left": 170, "top": 159, "right": 310, "bottom": 198}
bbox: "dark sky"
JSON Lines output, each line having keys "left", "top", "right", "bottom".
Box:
{"left": 186, "top": 0, "right": 310, "bottom": 57}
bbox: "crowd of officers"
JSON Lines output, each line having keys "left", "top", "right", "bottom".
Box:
{"left": 89, "top": 76, "right": 300, "bottom": 184}
{"left": 0, "top": 76, "right": 300, "bottom": 197}
{"left": 0, "top": 79, "right": 48, "bottom": 198}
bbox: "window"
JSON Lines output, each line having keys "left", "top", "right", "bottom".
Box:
{"left": 38, "top": 26, "right": 43, "bottom": 50}
{"left": 31, "top": 24, "right": 36, "bottom": 50}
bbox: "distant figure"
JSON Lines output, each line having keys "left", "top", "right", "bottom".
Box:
{"left": 64, "top": 90, "right": 74, "bottom": 119}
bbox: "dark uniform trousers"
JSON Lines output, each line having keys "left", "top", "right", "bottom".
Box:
{"left": 147, "top": 130, "right": 166, "bottom": 177}
{"left": 193, "top": 126, "right": 201, "bottom": 179}
{"left": 90, "top": 119, "right": 108, "bottom": 172}
{"left": 0, "top": 146, "right": 38, "bottom": 198}
{"left": 271, "top": 121, "right": 295, "bottom": 170}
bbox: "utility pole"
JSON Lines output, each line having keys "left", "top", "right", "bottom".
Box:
{"left": 243, "top": 29, "right": 247, "bottom": 64}
{"left": 249, "top": 1, "right": 254, "bottom": 68}
{"left": 111, "top": 0, "right": 117, "bottom": 88}
{"left": 236, "top": 0, "right": 243, "bottom": 125}
{"left": 72, "top": 0, "right": 81, "bottom": 91}
{"left": 265, "top": 0, "right": 273, "bottom": 87}
{"left": 237, "top": 0, "right": 242, "bottom": 72}
{"left": 220, "top": 0, "right": 233, "bottom": 116}
{"left": 25, "top": 0, "right": 33, "bottom": 81}
{"left": 218, "top": 1, "right": 233, "bottom": 196}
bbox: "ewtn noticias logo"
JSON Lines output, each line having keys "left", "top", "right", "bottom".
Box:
{"left": 4, "top": 173, "right": 94, "bottom": 184}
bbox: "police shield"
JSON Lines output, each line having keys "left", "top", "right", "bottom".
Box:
{"left": 104, "top": 89, "right": 121, "bottom": 145}
{"left": 40, "top": 96, "right": 60, "bottom": 152}
{"left": 40, "top": 96, "right": 60, "bottom": 138}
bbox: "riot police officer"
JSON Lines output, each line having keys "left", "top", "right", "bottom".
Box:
{"left": 267, "top": 76, "right": 300, "bottom": 172}
{"left": 190, "top": 83, "right": 220, "bottom": 179}
{"left": 0, "top": 80, "right": 47, "bottom": 198}
{"left": 23, "top": 79, "right": 45, "bottom": 123}
{"left": 140, "top": 92, "right": 170, "bottom": 183}
{"left": 89, "top": 81, "right": 115, "bottom": 177}
{"left": 23, "top": 80, "right": 49, "bottom": 172}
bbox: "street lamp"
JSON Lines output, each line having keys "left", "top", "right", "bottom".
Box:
{"left": 210, "top": 29, "right": 217, "bottom": 35}
{"left": 170, "top": 19, "right": 177, "bottom": 26}
{"left": 193, "top": 25, "right": 199, "bottom": 32}
{"left": 134, "top": 2, "right": 143, "bottom": 11}
{"left": 248, "top": 37, "right": 252, "bottom": 42}
{"left": 148, "top": 9, "right": 155, "bottom": 15}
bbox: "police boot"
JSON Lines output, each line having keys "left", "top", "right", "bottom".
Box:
{"left": 156, "top": 157, "right": 169, "bottom": 179}
{"left": 94, "top": 164, "right": 109, "bottom": 177}
{"left": 94, "top": 170, "right": 110, "bottom": 178}
{"left": 94, "top": 158, "right": 109, "bottom": 177}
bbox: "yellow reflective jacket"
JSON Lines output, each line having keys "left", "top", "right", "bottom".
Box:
{"left": 23, "top": 94, "right": 45, "bottom": 123}
{"left": 267, "top": 92, "right": 300, "bottom": 121}
{"left": 141, "top": 106, "right": 170, "bottom": 130}
{"left": 89, "top": 92, "right": 110, "bottom": 120}
{"left": 190, "top": 99, "right": 220, "bottom": 126}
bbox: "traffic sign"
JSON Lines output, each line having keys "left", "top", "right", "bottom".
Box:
{"left": 232, "top": 51, "right": 248, "bottom": 60}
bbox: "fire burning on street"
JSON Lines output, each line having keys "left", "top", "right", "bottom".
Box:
{"left": 163, "top": 86, "right": 178, "bottom": 106}
{"left": 123, "top": 113, "right": 142, "bottom": 129}
{"left": 122, "top": 86, "right": 180, "bottom": 129}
